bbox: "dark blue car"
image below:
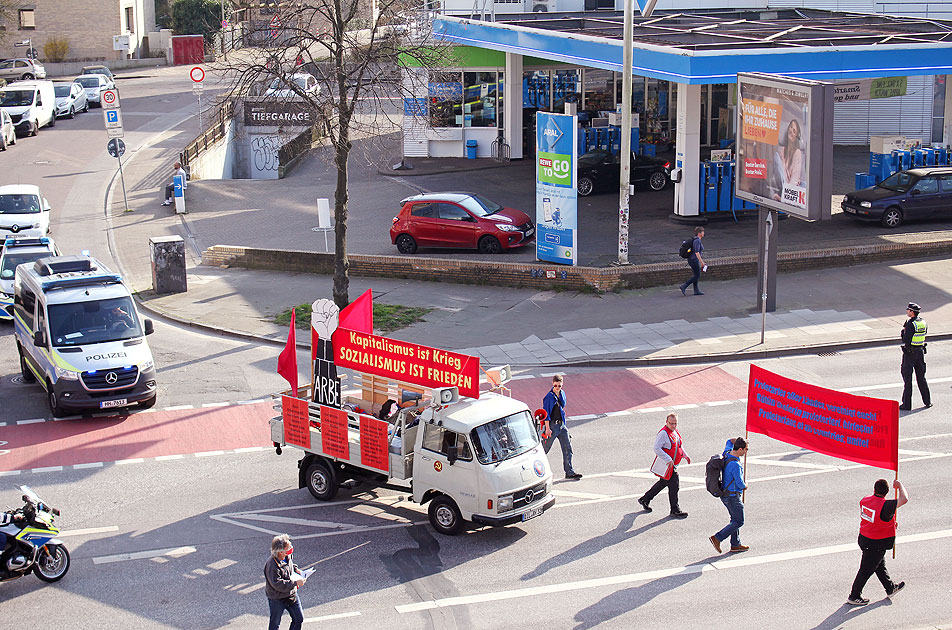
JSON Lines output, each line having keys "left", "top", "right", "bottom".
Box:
{"left": 841, "top": 167, "right": 952, "bottom": 228}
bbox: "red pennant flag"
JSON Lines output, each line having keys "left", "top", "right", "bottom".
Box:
{"left": 339, "top": 289, "right": 373, "bottom": 334}
{"left": 311, "top": 324, "right": 319, "bottom": 362}
{"left": 277, "top": 308, "right": 298, "bottom": 394}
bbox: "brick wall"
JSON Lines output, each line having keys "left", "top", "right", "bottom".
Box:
{"left": 3, "top": 0, "right": 123, "bottom": 61}
{"left": 203, "top": 237, "right": 952, "bottom": 292}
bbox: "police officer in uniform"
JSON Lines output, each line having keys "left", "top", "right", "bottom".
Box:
{"left": 899, "top": 302, "right": 931, "bottom": 411}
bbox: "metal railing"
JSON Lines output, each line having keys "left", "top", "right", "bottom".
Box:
{"left": 179, "top": 99, "right": 235, "bottom": 172}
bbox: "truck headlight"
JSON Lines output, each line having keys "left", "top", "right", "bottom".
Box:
{"left": 497, "top": 495, "right": 513, "bottom": 513}
{"left": 494, "top": 224, "right": 518, "bottom": 232}
{"left": 545, "top": 478, "right": 552, "bottom": 495}
{"left": 139, "top": 359, "right": 154, "bottom": 372}
{"left": 54, "top": 365, "right": 80, "bottom": 381}
{"left": 860, "top": 201, "right": 872, "bottom": 208}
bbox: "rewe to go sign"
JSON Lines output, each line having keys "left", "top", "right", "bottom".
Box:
{"left": 537, "top": 152, "right": 571, "bottom": 186}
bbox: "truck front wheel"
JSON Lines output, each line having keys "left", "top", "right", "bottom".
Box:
{"left": 428, "top": 496, "right": 463, "bottom": 535}
{"left": 305, "top": 460, "right": 338, "bottom": 501}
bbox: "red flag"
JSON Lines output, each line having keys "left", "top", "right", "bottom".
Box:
{"left": 311, "top": 325, "right": 319, "bottom": 362}
{"left": 339, "top": 289, "right": 373, "bottom": 334}
{"left": 277, "top": 308, "right": 298, "bottom": 394}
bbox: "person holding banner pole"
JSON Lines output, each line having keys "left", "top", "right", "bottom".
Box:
{"left": 638, "top": 414, "right": 690, "bottom": 519}
{"left": 710, "top": 437, "right": 749, "bottom": 554}
{"left": 847, "top": 479, "right": 908, "bottom": 606}
{"left": 899, "top": 302, "right": 931, "bottom": 411}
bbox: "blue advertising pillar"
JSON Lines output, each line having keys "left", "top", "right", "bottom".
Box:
{"left": 173, "top": 173, "right": 186, "bottom": 214}
{"left": 535, "top": 112, "right": 578, "bottom": 266}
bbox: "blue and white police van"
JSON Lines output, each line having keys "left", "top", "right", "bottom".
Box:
{"left": 0, "top": 236, "right": 58, "bottom": 321}
{"left": 8, "top": 255, "right": 157, "bottom": 416}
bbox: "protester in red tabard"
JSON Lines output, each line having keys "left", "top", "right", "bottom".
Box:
{"left": 638, "top": 414, "right": 690, "bottom": 518}
{"left": 847, "top": 478, "right": 908, "bottom": 606}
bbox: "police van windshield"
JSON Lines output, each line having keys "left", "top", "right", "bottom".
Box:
{"left": 1, "top": 252, "right": 47, "bottom": 279}
{"left": 0, "top": 90, "right": 35, "bottom": 107}
{"left": 470, "top": 410, "right": 539, "bottom": 464}
{"left": 47, "top": 297, "right": 142, "bottom": 347}
{"left": 0, "top": 194, "right": 41, "bottom": 215}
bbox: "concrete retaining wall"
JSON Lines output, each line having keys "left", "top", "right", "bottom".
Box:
{"left": 202, "top": 235, "right": 952, "bottom": 292}
{"left": 188, "top": 119, "right": 238, "bottom": 180}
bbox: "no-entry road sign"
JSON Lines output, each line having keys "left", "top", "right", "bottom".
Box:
{"left": 190, "top": 66, "right": 205, "bottom": 83}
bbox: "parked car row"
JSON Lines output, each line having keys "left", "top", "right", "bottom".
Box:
{"left": 0, "top": 65, "right": 116, "bottom": 145}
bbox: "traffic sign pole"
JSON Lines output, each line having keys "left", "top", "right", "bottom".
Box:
{"left": 116, "top": 152, "right": 130, "bottom": 213}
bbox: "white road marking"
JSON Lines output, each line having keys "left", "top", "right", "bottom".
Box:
{"left": 32, "top": 466, "right": 64, "bottom": 473}
{"left": 234, "top": 446, "right": 266, "bottom": 453}
{"left": 0, "top": 470, "right": 22, "bottom": 476}
{"left": 155, "top": 454, "right": 185, "bottom": 461}
{"left": 745, "top": 458, "right": 838, "bottom": 470}
{"left": 303, "top": 611, "right": 362, "bottom": 623}
{"left": 59, "top": 526, "right": 120, "bottom": 537}
{"left": 606, "top": 410, "right": 627, "bottom": 417}
{"left": 237, "top": 399, "right": 267, "bottom": 404}
{"left": 898, "top": 448, "right": 938, "bottom": 456}
{"left": 73, "top": 462, "right": 104, "bottom": 469}
{"left": 17, "top": 418, "right": 45, "bottom": 425}
{"left": 839, "top": 376, "right": 952, "bottom": 393}
{"left": 394, "top": 528, "right": 952, "bottom": 614}
{"left": 163, "top": 405, "right": 194, "bottom": 411}
{"left": 637, "top": 407, "right": 666, "bottom": 413}
{"left": 195, "top": 450, "right": 225, "bottom": 457}
{"left": 572, "top": 414, "right": 598, "bottom": 421}
{"left": 704, "top": 400, "right": 734, "bottom": 406}
{"left": 670, "top": 404, "right": 699, "bottom": 410}
{"left": 93, "top": 545, "right": 197, "bottom": 565}
{"left": 552, "top": 489, "right": 611, "bottom": 500}
{"left": 115, "top": 458, "right": 145, "bottom": 465}
{"left": 201, "top": 402, "right": 230, "bottom": 408}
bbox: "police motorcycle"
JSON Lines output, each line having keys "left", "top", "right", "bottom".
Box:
{"left": 1, "top": 485, "right": 70, "bottom": 583}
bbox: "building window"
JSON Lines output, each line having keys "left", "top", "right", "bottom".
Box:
{"left": 463, "top": 72, "right": 500, "bottom": 127}
{"left": 523, "top": 70, "right": 550, "bottom": 111}
{"left": 429, "top": 72, "right": 463, "bottom": 128}
{"left": 583, "top": 69, "right": 615, "bottom": 114}
{"left": 125, "top": 7, "right": 135, "bottom": 33}
{"left": 553, "top": 69, "right": 581, "bottom": 113}
{"left": 19, "top": 9, "right": 36, "bottom": 30}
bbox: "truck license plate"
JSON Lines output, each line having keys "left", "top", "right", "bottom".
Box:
{"left": 522, "top": 505, "right": 544, "bottom": 522}
{"left": 101, "top": 399, "right": 127, "bottom": 409}
{"left": 843, "top": 206, "right": 855, "bottom": 214}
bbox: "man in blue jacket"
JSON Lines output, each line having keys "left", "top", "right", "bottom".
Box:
{"left": 710, "top": 437, "right": 749, "bottom": 553}
{"left": 541, "top": 375, "right": 582, "bottom": 479}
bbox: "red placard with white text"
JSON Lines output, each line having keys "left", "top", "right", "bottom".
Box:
{"left": 282, "top": 395, "right": 311, "bottom": 449}
{"left": 332, "top": 328, "right": 480, "bottom": 399}
{"left": 746, "top": 365, "right": 899, "bottom": 471}
{"left": 320, "top": 405, "right": 350, "bottom": 459}
{"left": 359, "top": 416, "right": 390, "bottom": 472}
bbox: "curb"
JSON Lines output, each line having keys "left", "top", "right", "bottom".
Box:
{"left": 376, "top": 159, "right": 515, "bottom": 177}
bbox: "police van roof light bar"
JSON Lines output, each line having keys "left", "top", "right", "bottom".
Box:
{"left": 3, "top": 236, "right": 50, "bottom": 248}
{"left": 41, "top": 274, "right": 123, "bottom": 292}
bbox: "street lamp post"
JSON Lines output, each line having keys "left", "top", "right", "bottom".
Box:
{"left": 617, "top": 0, "right": 634, "bottom": 265}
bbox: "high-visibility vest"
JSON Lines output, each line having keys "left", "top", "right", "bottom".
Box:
{"left": 661, "top": 426, "right": 684, "bottom": 466}
{"left": 911, "top": 318, "right": 927, "bottom": 346}
{"left": 859, "top": 495, "right": 896, "bottom": 539}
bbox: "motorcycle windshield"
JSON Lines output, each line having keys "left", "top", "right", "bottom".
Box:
{"left": 19, "top": 485, "right": 42, "bottom": 505}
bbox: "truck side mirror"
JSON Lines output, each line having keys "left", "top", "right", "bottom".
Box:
{"left": 446, "top": 445, "right": 458, "bottom": 465}
{"left": 144, "top": 319, "right": 154, "bottom": 335}
{"left": 33, "top": 329, "right": 46, "bottom": 347}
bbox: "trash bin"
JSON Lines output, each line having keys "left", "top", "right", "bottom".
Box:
{"left": 465, "top": 139, "right": 478, "bottom": 160}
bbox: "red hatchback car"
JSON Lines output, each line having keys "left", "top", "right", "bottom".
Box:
{"left": 390, "top": 192, "right": 535, "bottom": 254}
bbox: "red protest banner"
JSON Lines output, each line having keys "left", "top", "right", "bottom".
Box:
{"left": 332, "top": 328, "right": 481, "bottom": 399}
{"left": 282, "top": 395, "right": 310, "bottom": 449}
{"left": 746, "top": 365, "right": 899, "bottom": 471}
{"left": 320, "top": 405, "right": 350, "bottom": 459}
{"left": 359, "top": 416, "right": 390, "bottom": 472}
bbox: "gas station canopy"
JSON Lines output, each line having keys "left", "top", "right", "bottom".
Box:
{"left": 434, "top": 8, "right": 952, "bottom": 83}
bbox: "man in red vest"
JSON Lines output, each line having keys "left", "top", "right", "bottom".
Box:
{"left": 847, "top": 478, "right": 908, "bottom": 605}
{"left": 638, "top": 413, "right": 690, "bottom": 518}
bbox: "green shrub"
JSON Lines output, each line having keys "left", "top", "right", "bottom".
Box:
{"left": 43, "top": 37, "right": 70, "bottom": 63}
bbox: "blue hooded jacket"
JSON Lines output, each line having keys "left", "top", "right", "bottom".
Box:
{"left": 721, "top": 439, "right": 747, "bottom": 493}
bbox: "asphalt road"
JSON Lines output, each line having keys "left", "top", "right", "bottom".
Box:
{"left": 2, "top": 343, "right": 951, "bottom": 629}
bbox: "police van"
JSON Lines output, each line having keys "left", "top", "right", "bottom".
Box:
{"left": 0, "top": 236, "right": 58, "bottom": 322}
{"left": 8, "top": 255, "right": 157, "bottom": 416}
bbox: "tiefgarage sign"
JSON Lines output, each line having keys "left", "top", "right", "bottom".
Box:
{"left": 244, "top": 102, "right": 314, "bottom": 126}
{"left": 332, "top": 328, "right": 481, "bottom": 399}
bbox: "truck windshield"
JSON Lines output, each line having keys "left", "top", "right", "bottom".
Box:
{"left": 47, "top": 297, "right": 142, "bottom": 347}
{"left": 470, "top": 410, "right": 539, "bottom": 464}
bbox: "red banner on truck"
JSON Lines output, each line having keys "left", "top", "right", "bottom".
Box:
{"left": 746, "top": 365, "right": 899, "bottom": 471}
{"left": 332, "top": 328, "right": 481, "bottom": 399}
{"left": 320, "top": 405, "right": 350, "bottom": 459}
{"left": 282, "top": 395, "right": 311, "bottom": 450}
{"left": 359, "top": 416, "right": 390, "bottom": 472}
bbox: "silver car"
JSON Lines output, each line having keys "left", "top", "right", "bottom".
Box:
{"left": 0, "top": 58, "right": 47, "bottom": 82}
{"left": 73, "top": 74, "right": 114, "bottom": 107}
{"left": 54, "top": 82, "right": 88, "bottom": 118}
{"left": 0, "top": 110, "right": 15, "bottom": 150}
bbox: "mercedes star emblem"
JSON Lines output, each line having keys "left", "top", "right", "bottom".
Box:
{"left": 105, "top": 372, "right": 118, "bottom": 385}
{"left": 524, "top": 489, "right": 534, "bottom": 503}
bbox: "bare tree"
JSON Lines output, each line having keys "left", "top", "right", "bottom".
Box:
{"left": 215, "top": 0, "right": 449, "bottom": 308}
{"left": 0, "top": 1, "right": 25, "bottom": 47}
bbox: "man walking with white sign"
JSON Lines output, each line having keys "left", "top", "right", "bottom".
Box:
{"left": 638, "top": 413, "right": 690, "bottom": 518}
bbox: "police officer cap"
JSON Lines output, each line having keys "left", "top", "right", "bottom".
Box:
{"left": 907, "top": 302, "right": 921, "bottom": 313}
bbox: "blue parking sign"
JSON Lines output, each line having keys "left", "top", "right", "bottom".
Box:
{"left": 106, "top": 110, "right": 119, "bottom": 123}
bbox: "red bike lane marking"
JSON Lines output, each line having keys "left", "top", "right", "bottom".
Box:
{"left": 0, "top": 403, "right": 273, "bottom": 472}
{"left": 503, "top": 366, "right": 748, "bottom": 414}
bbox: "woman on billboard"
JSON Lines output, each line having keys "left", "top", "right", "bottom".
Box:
{"left": 771, "top": 117, "right": 805, "bottom": 200}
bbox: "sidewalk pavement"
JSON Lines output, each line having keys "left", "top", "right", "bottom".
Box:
{"left": 106, "top": 116, "right": 952, "bottom": 367}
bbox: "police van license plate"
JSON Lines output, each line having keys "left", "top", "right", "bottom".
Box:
{"left": 101, "top": 399, "right": 127, "bottom": 409}
{"left": 522, "top": 505, "right": 544, "bottom": 522}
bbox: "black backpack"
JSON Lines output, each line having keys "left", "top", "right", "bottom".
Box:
{"left": 705, "top": 454, "right": 728, "bottom": 497}
{"left": 679, "top": 237, "right": 693, "bottom": 259}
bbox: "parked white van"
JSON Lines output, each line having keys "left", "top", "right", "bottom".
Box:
{"left": 9, "top": 255, "right": 158, "bottom": 417}
{"left": 0, "top": 184, "right": 52, "bottom": 237}
{"left": 0, "top": 80, "right": 56, "bottom": 136}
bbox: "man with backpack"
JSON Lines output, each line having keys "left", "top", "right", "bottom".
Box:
{"left": 679, "top": 226, "right": 706, "bottom": 296}
{"left": 709, "top": 437, "right": 749, "bottom": 554}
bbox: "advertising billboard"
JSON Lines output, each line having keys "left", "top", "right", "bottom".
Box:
{"left": 535, "top": 112, "right": 578, "bottom": 266}
{"left": 735, "top": 74, "right": 834, "bottom": 221}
